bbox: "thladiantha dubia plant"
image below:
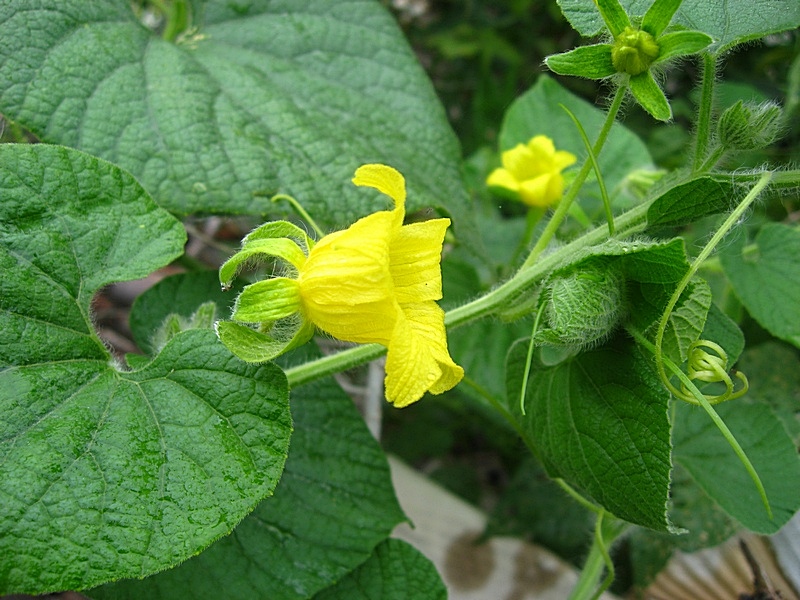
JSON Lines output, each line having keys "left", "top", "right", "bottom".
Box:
{"left": 1, "top": 0, "right": 799, "bottom": 599}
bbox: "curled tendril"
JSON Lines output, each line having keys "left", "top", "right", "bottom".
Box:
{"left": 676, "top": 339, "right": 749, "bottom": 405}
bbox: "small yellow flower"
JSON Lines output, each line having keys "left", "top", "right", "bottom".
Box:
{"left": 298, "top": 164, "right": 464, "bottom": 407}
{"left": 487, "top": 135, "right": 576, "bottom": 208}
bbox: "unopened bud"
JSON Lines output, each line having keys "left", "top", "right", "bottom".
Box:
{"left": 718, "top": 100, "right": 783, "bottom": 151}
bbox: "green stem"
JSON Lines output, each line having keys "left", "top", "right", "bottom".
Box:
{"left": 729, "top": 168, "right": 800, "bottom": 189}
{"left": 654, "top": 172, "right": 772, "bottom": 399}
{"left": 521, "top": 85, "right": 626, "bottom": 269}
{"left": 286, "top": 343, "right": 385, "bottom": 387}
{"left": 284, "top": 200, "right": 651, "bottom": 388}
{"left": 509, "top": 207, "right": 546, "bottom": 268}
{"left": 697, "top": 144, "right": 726, "bottom": 173}
{"left": 561, "top": 103, "right": 615, "bottom": 235}
{"left": 461, "top": 375, "right": 524, "bottom": 438}
{"left": 692, "top": 52, "right": 718, "bottom": 173}
{"left": 271, "top": 193, "right": 326, "bottom": 238}
{"left": 568, "top": 513, "right": 627, "bottom": 600}
{"left": 519, "top": 303, "right": 546, "bottom": 416}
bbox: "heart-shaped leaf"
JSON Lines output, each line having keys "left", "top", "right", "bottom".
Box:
{"left": 0, "top": 144, "right": 292, "bottom": 594}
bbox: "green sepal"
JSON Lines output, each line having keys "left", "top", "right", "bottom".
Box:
{"left": 655, "top": 30, "right": 713, "bottom": 63}
{"left": 219, "top": 237, "right": 308, "bottom": 287}
{"left": 232, "top": 278, "right": 303, "bottom": 323}
{"left": 216, "top": 318, "right": 316, "bottom": 363}
{"left": 641, "top": 0, "right": 683, "bottom": 37}
{"left": 545, "top": 45, "right": 616, "bottom": 79}
{"left": 244, "top": 220, "right": 316, "bottom": 252}
{"left": 629, "top": 72, "right": 672, "bottom": 121}
{"left": 596, "top": 0, "right": 632, "bottom": 36}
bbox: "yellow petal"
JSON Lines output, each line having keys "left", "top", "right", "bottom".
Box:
{"left": 553, "top": 149, "right": 577, "bottom": 170}
{"left": 518, "top": 173, "right": 553, "bottom": 207}
{"left": 545, "top": 173, "right": 566, "bottom": 206}
{"left": 389, "top": 218, "right": 450, "bottom": 305}
{"left": 384, "top": 301, "right": 463, "bottom": 407}
{"left": 486, "top": 167, "right": 521, "bottom": 193}
{"left": 352, "top": 164, "right": 407, "bottom": 211}
{"left": 500, "top": 144, "right": 537, "bottom": 180}
{"left": 299, "top": 211, "right": 397, "bottom": 344}
{"left": 527, "top": 134, "right": 557, "bottom": 157}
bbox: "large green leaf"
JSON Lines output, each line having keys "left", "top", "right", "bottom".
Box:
{"left": 673, "top": 400, "right": 800, "bottom": 534}
{"left": 506, "top": 337, "right": 674, "bottom": 531}
{"left": 0, "top": 144, "right": 292, "bottom": 594}
{"left": 91, "top": 372, "right": 406, "bottom": 600}
{"left": 497, "top": 76, "right": 653, "bottom": 214}
{"left": 720, "top": 223, "right": 800, "bottom": 348}
{"left": 0, "top": 0, "right": 469, "bottom": 230}
{"left": 313, "top": 539, "right": 447, "bottom": 600}
{"left": 556, "top": 0, "right": 800, "bottom": 52}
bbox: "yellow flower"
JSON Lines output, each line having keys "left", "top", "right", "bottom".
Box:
{"left": 297, "top": 164, "right": 464, "bottom": 407}
{"left": 487, "top": 135, "right": 576, "bottom": 208}
{"left": 218, "top": 164, "right": 463, "bottom": 406}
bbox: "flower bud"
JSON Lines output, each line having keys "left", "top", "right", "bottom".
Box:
{"left": 537, "top": 263, "right": 626, "bottom": 350}
{"left": 717, "top": 100, "right": 783, "bottom": 151}
{"left": 611, "top": 27, "right": 659, "bottom": 76}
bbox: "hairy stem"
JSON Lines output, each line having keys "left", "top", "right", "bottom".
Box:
{"left": 692, "top": 53, "right": 718, "bottom": 172}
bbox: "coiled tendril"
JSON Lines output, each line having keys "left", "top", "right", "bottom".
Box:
{"left": 677, "top": 339, "right": 749, "bottom": 405}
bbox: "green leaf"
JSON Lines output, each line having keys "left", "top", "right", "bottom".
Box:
{"left": 737, "top": 341, "right": 800, "bottom": 443}
{"left": 0, "top": 145, "right": 292, "bottom": 593}
{"left": 313, "top": 539, "right": 447, "bottom": 600}
{"left": 0, "top": 0, "right": 470, "bottom": 230}
{"left": 701, "top": 302, "right": 745, "bottom": 364}
{"left": 556, "top": 0, "right": 800, "bottom": 52}
{"left": 498, "top": 76, "right": 654, "bottom": 213}
{"left": 655, "top": 31, "right": 713, "bottom": 62}
{"left": 673, "top": 400, "right": 800, "bottom": 534}
{"left": 629, "top": 71, "right": 672, "bottom": 121}
{"left": 91, "top": 373, "right": 405, "bottom": 600}
{"left": 0, "top": 143, "right": 186, "bottom": 366}
{"left": 649, "top": 279, "right": 712, "bottom": 364}
{"left": 596, "top": 0, "right": 632, "bottom": 36}
{"left": 646, "top": 176, "right": 735, "bottom": 227}
{"left": 545, "top": 44, "right": 616, "bottom": 79}
{"left": 720, "top": 223, "right": 800, "bottom": 348}
{"left": 641, "top": 0, "right": 682, "bottom": 37}
{"left": 506, "top": 337, "right": 674, "bottom": 531}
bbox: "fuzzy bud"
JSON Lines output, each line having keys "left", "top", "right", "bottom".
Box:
{"left": 537, "top": 263, "right": 626, "bottom": 350}
{"left": 718, "top": 100, "right": 783, "bottom": 151}
{"left": 611, "top": 27, "right": 659, "bottom": 76}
